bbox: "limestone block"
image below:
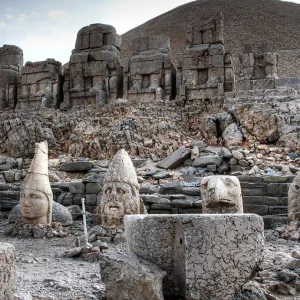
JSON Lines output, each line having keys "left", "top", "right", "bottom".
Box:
{"left": 59, "top": 161, "right": 93, "bottom": 172}
{"left": 193, "top": 155, "right": 223, "bottom": 167}
{"left": 157, "top": 147, "right": 191, "bottom": 169}
{"left": 222, "top": 123, "right": 243, "bottom": 147}
{"left": 0, "top": 44, "right": 23, "bottom": 70}
{"left": 0, "top": 243, "right": 15, "bottom": 300}
{"left": 209, "top": 44, "right": 225, "bottom": 56}
{"left": 90, "top": 49, "right": 118, "bottom": 62}
{"left": 100, "top": 252, "right": 166, "bottom": 300}
{"left": 212, "top": 54, "right": 224, "bottom": 67}
{"left": 70, "top": 52, "right": 90, "bottom": 64}
{"left": 125, "top": 214, "right": 264, "bottom": 300}
{"left": 201, "top": 175, "right": 243, "bottom": 213}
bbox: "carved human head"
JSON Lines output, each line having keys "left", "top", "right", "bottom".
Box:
{"left": 20, "top": 141, "right": 53, "bottom": 224}
{"left": 94, "top": 149, "right": 140, "bottom": 228}
{"left": 201, "top": 175, "right": 243, "bottom": 214}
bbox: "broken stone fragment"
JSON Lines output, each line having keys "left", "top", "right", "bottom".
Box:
{"left": 100, "top": 252, "right": 166, "bottom": 300}
{"left": 157, "top": 147, "right": 191, "bottom": 169}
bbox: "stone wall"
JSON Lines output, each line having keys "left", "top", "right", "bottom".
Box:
{"left": 0, "top": 175, "right": 292, "bottom": 229}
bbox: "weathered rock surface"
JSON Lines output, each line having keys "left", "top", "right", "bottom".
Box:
{"left": 100, "top": 252, "right": 166, "bottom": 300}
{"left": 125, "top": 214, "right": 264, "bottom": 299}
{"left": 0, "top": 242, "right": 15, "bottom": 300}
{"left": 8, "top": 202, "right": 73, "bottom": 226}
{"left": 157, "top": 147, "right": 190, "bottom": 169}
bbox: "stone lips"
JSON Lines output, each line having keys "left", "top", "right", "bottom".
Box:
{"left": 104, "top": 149, "right": 139, "bottom": 189}
{"left": 125, "top": 214, "right": 264, "bottom": 299}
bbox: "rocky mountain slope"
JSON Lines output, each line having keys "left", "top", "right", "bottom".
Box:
{"left": 121, "top": 0, "right": 300, "bottom": 67}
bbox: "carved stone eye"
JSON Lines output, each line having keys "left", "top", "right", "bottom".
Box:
{"left": 105, "top": 187, "right": 112, "bottom": 194}
{"left": 117, "top": 188, "right": 125, "bottom": 195}
{"left": 295, "top": 185, "right": 300, "bottom": 190}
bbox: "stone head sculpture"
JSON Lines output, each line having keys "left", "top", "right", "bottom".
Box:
{"left": 201, "top": 175, "right": 243, "bottom": 214}
{"left": 94, "top": 149, "right": 141, "bottom": 228}
{"left": 288, "top": 174, "right": 300, "bottom": 221}
{"left": 20, "top": 141, "right": 53, "bottom": 225}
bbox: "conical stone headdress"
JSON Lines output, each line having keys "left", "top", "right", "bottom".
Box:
{"left": 21, "top": 141, "right": 53, "bottom": 223}
{"left": 104, "top": 149, "right": 139, "bottom": 189}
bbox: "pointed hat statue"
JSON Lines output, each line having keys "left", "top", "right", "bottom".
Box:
{"left": 104, "top": 149, "right": 140, "bottom": 189}
{"left": 20, "top": 141, "right": 53, "bottom": 224}
{"left": 94, "top": 149, "right": 142, "bottom": 227}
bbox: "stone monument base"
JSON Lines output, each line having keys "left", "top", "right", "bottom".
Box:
{"left": 124, "top": 214, "right": 264, "bottom": 300}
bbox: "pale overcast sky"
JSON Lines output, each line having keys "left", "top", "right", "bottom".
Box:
{"left": 0, "top": 0, "right": 299, "bottom": 64}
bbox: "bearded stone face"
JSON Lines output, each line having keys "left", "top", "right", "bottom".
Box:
{"left": 99, "top": 181, "right": 140, "bottom": 228}
{"left": 201, "top": 176, "right": 243, "bottom": 214}
{"left": 20, "top": 188, "right": 50, "bottom": 224}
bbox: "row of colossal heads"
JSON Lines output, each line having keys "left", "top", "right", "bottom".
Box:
{"left": 0, "top": 13, "right": 237, "bottom": 110}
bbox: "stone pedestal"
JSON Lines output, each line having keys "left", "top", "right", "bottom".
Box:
{"left": 125, "top": 214, "right": 264, "bottom": 300}
{"left": 0, "top": 243, "right": 15, "bottom": 300}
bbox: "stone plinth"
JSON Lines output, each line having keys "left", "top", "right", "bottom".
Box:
{"left": 0, "top": 242, "right": 15, "bottom": 299}
{"left": 0, "top": 45, "right": 23, "bottom": 110}
{"left": 62, "top": 23, "right": 122, "bottom": 108}
{"left": 238, "top": 42, "right": 278, "bottom": 90}
{"left": 124, "top": 35, "right": 176, "bottom": 102}
{"left": 178, "top": 13, "right": 235, "bottom": 104}
{"left": 17, "top": 59, "right": 62, "bottom": 109}
{"left": 125, "top": 214, "right": 264, "bottom": 300}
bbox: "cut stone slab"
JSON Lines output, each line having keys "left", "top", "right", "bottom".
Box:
{"left": 8, "top": 202, "right": 73, "bottom": 225}
{"left": 157, "top": 147, "right": 191, "bottom": 169}
{"left": 125, "top": 214, "right": 264, "bottom": 300}
{"left": 193, "top": 155, "right": 223, "bottom": 167}
{"left": 59, "top": 162, "right": 93, "bottom": 172}
{"left": 0, "top": 242, "right": 15, "bottom": 300}
{"left": 100, "top": 252, "right": 166, "bottom": 300}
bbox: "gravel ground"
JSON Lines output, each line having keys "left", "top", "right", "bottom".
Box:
{"left": 0, "top": 220, "right": 127, "bottom": 300}
{"left": 2, "top": 220, "right": 300, "bottom": 300}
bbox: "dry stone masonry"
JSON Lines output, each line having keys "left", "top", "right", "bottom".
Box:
{"left": 238, "top": 43, "right": 279, "bottom": 90}
{"left": 17, "top": 59, "right": 62, "bottom": 109}
{"left": 124, "top": 214, "right": 264, "bottom": 299}
{"left": 61, "top": 24, "right": 122, "bottom": 108}
{"left": 124, "top": 35, "right": 175, "bottom": 102}
{"left": 0, "top": 45, "right": 23, "bottom": 110}
{"left": 177, "top": 13, "right": 235, "bottom": 104}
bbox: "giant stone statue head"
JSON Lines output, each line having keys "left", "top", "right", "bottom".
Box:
{"left": 20, "top": 141, "right": 53, "bottom": 225}
{"left": 94, "top": 149, "right": 141, "bottom": 228}
{"left": 201, "top": 175, "right": 243, "bottom": 214}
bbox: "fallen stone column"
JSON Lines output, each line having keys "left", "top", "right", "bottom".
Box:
{"left": 0, "top": 242, "right": 15, "bottom": 299}
{"left": 125, "top": 214, "right": 264, "bottom": 300}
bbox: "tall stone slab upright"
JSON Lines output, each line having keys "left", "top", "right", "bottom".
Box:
{"left": 0, "top": 243, "right": 15, "bottom": 300}
{"left": 19, "top": 141, "right": 53, "bottom": 225}
{"left": 0, "top": 45, "right": 23, "bottom": 110}
{"left": 62, "top": 23, "right": 123, "bottom": 108}
{"left": 17, "top": 59, "right": 62, "bottom": 109}
{"left": 238, "top": 43, "right": 279, "bottom": 90}
{"left": 124, "top": 35, "right": 176, "bottom": 102}
{"left": 177, "top": 13, "right": 235, "bottom": 104}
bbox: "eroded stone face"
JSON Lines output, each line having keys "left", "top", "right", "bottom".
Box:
{"left": 99, "top": 182, "right": 139, "bottom": 228}
{"left": 94, "top": 149, "right": 142, "bottom": 228}
{"left": 201, "top": 175, "right": 243, "bottom": 213}
{"left": 288, "top": 174, "right": 300, "bottom": 221}
{"left": 20, "top": 141, "right": 53, "bottom": 225}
